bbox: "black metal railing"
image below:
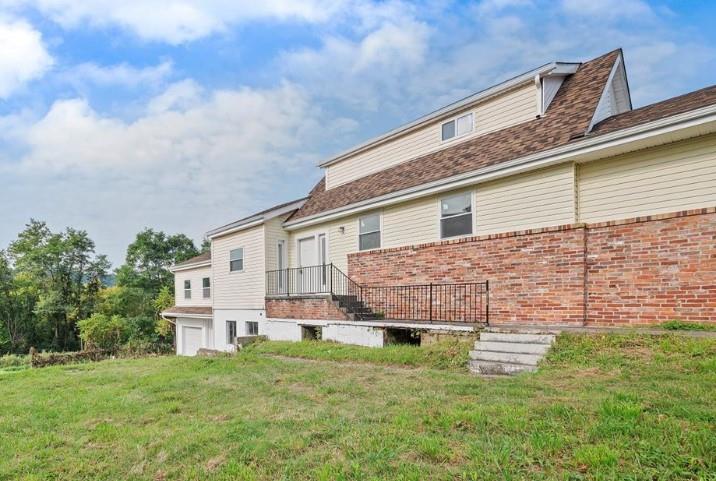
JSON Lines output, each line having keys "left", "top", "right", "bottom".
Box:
{"left": 266, "top": 263, "right": 489, "bottom": 324}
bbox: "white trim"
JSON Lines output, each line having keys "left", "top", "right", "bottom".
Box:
{"left": 285, "top": 105, "right": 716, "bottom": 230}
{"left": 266, "top": 317, "right": 475, "bottom": 332}
{"left": 318, "top": 62, "right": 580, "bottom": 167}
{"left": 587, "top": 52, "right": 623, "bottom": 133}
{"left": 207, "top": 218, "right": 263, "bottom": 240}
{"left": 170, "top": 260, "right": 211, "bottom": 272}
{"left": 163, "top": 312, "right": 213, "bottom": 320}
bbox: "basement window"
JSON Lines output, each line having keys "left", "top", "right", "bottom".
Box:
{"left": 441, "top": 112, "right": 473, "bottom": 141}
{"left": 440, "top": 192, "right": 473, "bottom": 239}
{"left": 184, "top": 280, "right": 191, "bottom": 299}
{"left": 246, "top": 321, "right": 259, "bottom": 336}
{"left": 301, "top": 325, "right": 322, "bottom": 340}
{"left": 226, "top": 320, "right": 237, "bottom": 344}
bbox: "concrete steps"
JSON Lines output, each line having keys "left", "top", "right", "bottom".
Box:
{"left": 469, "top": 327, "right": 558, "bottom": 376}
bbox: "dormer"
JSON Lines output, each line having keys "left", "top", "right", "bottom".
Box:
{"left": 321, "top": 61, "right": 580, "bottom": 190}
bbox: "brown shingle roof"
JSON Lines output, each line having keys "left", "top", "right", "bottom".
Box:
{"left": 174, "top": 251, "right": 211, "bottom": 268}
{"left": 290, "top": 50, "right": 621, "bottom": 221}
{"left": 591, "top": 84, "right": 716, "bottom": 135}
{"left": 162, "top": 306, "right": 212, "bottom": 316}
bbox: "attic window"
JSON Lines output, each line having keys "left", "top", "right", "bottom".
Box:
{"left": 441, "top": 113, "right": 473, "bottom": 141}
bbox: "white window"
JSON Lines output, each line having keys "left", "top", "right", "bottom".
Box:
{"left": 359, "top": 214, "right": 381, "bottom": 251}
{"left": 229, "top": 248, "right": 244, "bottom": 272}
{"left": 226, "top": 320, "right": 237, "bottom": 344}
{"left": 183, "top": 280, "right": 191, "bottom": 299}
{"left": 440, "top": 193, "right": 473, "bottom": 238}
{"left": 441, "top": 112, "right": 473, "bottom": 141}
{"left": 202, "top": 277, "right": 210, "bottom": 298}
{"left": 246, "top": 321, "right": 259, "bottom": 336}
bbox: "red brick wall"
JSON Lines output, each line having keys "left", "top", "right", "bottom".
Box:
{"left": 266, "top": 296, "right": 348, "bottom": 321}
{"left": 586, "top": 209, "right": 716, "bottom": 326}
{"left": 348, "top": 208, "right": 716, "bottom": 326}
{"left": 350, "top": 225, "right": 586, "bottom": 325}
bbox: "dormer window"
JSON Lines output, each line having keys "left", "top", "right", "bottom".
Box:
{"left": 441, "top": 113, "right": 473, "bottom": 141}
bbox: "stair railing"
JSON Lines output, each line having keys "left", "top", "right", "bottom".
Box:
{"left": 266, "top": 263, "right": 489, "bottom": 324}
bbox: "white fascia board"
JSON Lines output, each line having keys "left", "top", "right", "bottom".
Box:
{"left": 162, "top": 312, "right": 213, "bottom": 320}
{"left": 317, "top": 62, "right": 580, "bottom": 168}
{"left": 169, "top": 260, "right": 212, "bottom": 273}
{"left": 206, "top": 218, "right": 264, "bottom": 240}
{"left": 205, "top": 198, "right": 306, "bottom": 239}
{"left": 285, "top": 104, "right": 716, "bottom": 230}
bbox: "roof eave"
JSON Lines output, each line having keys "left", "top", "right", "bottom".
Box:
{"left": 287, "top": 104, "right": 716, "bottom": 229}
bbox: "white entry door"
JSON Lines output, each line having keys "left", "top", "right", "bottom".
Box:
{"left": 182, "top": 326, "right": 202, "bottom": 356}
{"left": 298, "top": 237, "right": 317, "bottom": 293}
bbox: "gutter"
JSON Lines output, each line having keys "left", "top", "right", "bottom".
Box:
{"left": 285, "top": 103, "right": 716, "bottom": 230}
{"left": 169, "top": 260, "right": 212, "bottom": 273}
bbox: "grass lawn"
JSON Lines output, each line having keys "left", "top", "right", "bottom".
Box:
{"left": 1, "top": 335, "right": 715, "bottom": 481}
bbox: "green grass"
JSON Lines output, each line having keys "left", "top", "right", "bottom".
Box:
{"left": 0, "top": 353, "right": 30, "bottom": 372}
{"left": 660, "top": 320, "right": 716, "bottom": 331}
{"left": 1, "top": 334, "right": 715, "bottom": 480}
{"left": 247, "top": 338, "right": 473, "bottom": 370}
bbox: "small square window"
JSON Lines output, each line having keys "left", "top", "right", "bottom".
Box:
{"left": 246, "top": 321, "right": 259, "bottom": 336}
{"left": 442, "top": 113, "right": 473, "bottom": 141}
{"left": 226, "top": 320, "right": 237, "bottom": 344}
{"left": 184, "top": 280, "right": 191, "bottom": 299}
{"left": 202, "top": 277, "right": 210, "bottom": 298}
{"left": 230, "top": 248, "right": 244, "bottom": 272}
{"left": 359, "top": 214, "right": 381, "bottom": 251}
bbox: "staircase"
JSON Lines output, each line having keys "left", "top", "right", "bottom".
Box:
{"left": 332, "top": 294, "right": 377, "bottom": 321}
{"left": 469, "top": 327, "right": 559, "bottom": 375}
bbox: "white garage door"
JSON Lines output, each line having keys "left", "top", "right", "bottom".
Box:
{"left": 182, "top": 326, "right": 203, "bottom": 356}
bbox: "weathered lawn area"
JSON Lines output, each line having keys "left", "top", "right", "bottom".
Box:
{"left": 1, "top": 334, "right": 715, "bottom": 481}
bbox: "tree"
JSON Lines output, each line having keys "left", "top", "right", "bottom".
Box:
{"left": 8, "top": 220, "right": 109, "bottom": 351}
{"left": 116, "top": 229, "right": 198, "bottom": 297}
{"left": 154, "top": 286, "right": 175, "bottom": 340}
{"left": 0, "top": 251, "right": 35, "bottom": 353}
{"left": 77, "top": 313, "right": 128, "bottom": 350}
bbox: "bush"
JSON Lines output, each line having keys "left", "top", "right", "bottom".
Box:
{"left": 0, "top": 354, "right": 29, "bottom": 369}
{"left": 78, "top": 314, "right": 129, "bottom": 350}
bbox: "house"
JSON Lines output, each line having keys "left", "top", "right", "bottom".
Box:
{"left": 163, "top": 49, "right": 716, "bottom": 355}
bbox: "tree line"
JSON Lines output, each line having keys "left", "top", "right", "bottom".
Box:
{"left": 0, "top": 220, "right": 207, "bottom": 354}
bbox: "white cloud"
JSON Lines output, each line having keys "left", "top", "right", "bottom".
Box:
{"left": 3, "top": 0, "right": 350, "bottom": 44}
{"left": 0, "top": 17, "right": 53, "bottom": 97}
{"left": 561, "top": 0, "right": 654, "bottom": 19}
{"left": 62, "top": 60, "right": 173, "bottom": 89}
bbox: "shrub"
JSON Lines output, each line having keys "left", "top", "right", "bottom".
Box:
{"left": 660, "top": 320, "right": 716, "bottom": 331}
{"left": 78, "top": 314, "right": 129, "bottom": 350}
{"left": 0, "top": 354, "right": 29, "bottom": 369}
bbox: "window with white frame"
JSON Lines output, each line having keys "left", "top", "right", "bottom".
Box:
{"left": 183, "top": 280, "right": 191, "bottom": 299}
{"left": 226, "top": 320, "right": 237, "bottom": 344}
{"left": 246, "top": 321, "right": 259, "bottom": 336}
{"left": 202, "top": 277, "right": 210, "bottom": 298}
{"left": 359, "top": 214, "right": 381, "bottom": 251}
{"left": 229, "top": 248, "right": 244, "bottom": 272}
{"left": 440, "top": 192, "right": 473, "bottom": 238}
{"left": 441, "top": 112, "right": 473, "bottom": 141}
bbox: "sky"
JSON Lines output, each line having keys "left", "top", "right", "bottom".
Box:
{"left": 0, "top": 0, "right": 715, "bottom": 267}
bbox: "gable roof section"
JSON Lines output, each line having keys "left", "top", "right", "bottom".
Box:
{"left": 172, "top": 251, "right": 211, "bottom": 269}
{"left": 206, "top": 197, "right": 306, "bottom": 239}
{"left": 591, "top": 84, "right": 716, "bottom": 135}
{"left": 289, "top": 49, "right": 620, "bottom": 223}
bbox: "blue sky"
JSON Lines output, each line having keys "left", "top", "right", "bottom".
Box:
{"left": 0, "top": 0, "right": 715, "bottom": 266}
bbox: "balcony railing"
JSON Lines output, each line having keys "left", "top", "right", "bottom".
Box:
{"left": 266, "top": 264, "right": 489, "bottom": 324}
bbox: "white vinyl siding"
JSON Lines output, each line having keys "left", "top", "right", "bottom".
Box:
{"left": 475, "top": 164, "right": 576, "bottom": 234}
{"left": 325, "top": 83, "right": 537, "bottom": 189}
{"left": 264, "top": 216, "right": 290, "bottom": 272}
{"left": 578, "top": 134, "right": 716, "bottom": 223}
{"left": 174, "top": 265, "right": 212, "bottom": 307}
{"left": 288, "top": 217, "right": 359, "bottom": 274}
{"left": 212, "top": 224, "right": 266, "bottom": 310}
{"left": 382, "top": 196, "right": 438, "bottom": 248}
